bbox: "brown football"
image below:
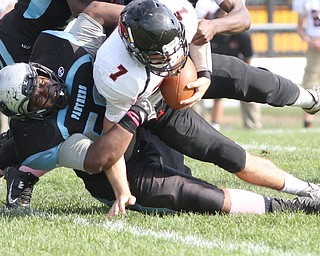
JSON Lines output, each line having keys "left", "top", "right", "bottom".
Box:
{"left": 160, "top": 57, "right": 197, "bottom": 110}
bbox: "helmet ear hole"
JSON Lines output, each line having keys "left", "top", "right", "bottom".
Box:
{"left": 119, "top": 0, "right": 189, "bottom": 77}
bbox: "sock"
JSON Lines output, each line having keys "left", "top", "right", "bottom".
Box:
{"left": 211, "top": 122, "right": 220, "bottom": 131}
{"left": 291, "top": 85, "right": 315, "bottom": 109}
{"left": 280, "top": 173, "right": 316, "bottom": 196}
{"left": 227, "top": 188, "right": 266, "bottom": 214}
{"left": 19, "top": 165, "right": 46, "bottom": 178}
{"left": 264, "top": 196, "right": 274, "bottom": 212}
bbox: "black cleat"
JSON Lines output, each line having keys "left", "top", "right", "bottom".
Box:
{"left": 272, "top": 196, "right": 320, "bottom": 214}
{"left": 303, "top": 85, "right": 320, "bottom": 115}
{"left": 4, "top": 166, "right": 39, "bottom": 208}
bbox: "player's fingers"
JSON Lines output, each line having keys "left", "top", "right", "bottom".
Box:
{"left": 181, "top": 90, "right": 202, "bottom": 104}
{"left": 128, "top": 195, "right": 136, "bottom": 206}
{"left": 186, "top": 81, "right": 200, "bottom": 89}
{"left": 109, "top": 201, "right": 120, "bottom": 218}
{"left": 119, "top": 199, "right": 127, "bottom": 215}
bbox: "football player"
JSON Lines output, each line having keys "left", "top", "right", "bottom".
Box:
{"left": 1, "top": 1, "right": 320, "bottom": 217}
{"left": 191, "top": 0, "right": 251, "bottom": 45}
{"left": 93, "top": 0, "right": 320, "bottom": 207}
{"left": 0, "top": 0, "right": 125, "bottom": 171}
{"left": 0, "top": 0, "right": 252, "bottom": 211}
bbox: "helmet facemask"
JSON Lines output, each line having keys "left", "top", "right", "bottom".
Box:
{"left": 133, "top": 24, "right": 188, "bottom": 77}
{"left": 0, "top": 63, "right": 69, "bottom": 121}
{"left": 119, "top": 0, "right": 189, "bottom": 77}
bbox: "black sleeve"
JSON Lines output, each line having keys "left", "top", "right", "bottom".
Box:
{"left": 10, "top": 118, "right": 64, "bottom": 163}
{"left": 0, "top": 137, "right": 19, "bottom": 170}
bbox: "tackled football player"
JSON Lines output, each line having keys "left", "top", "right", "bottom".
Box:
{"left": 93, "top": 0, "right": 320, "bottom": 209}
{"left": 1, "top": 1, "right": 320, "bottom": 216}
{"left": 0, "top": 0, "right": 132, "bottom": 176}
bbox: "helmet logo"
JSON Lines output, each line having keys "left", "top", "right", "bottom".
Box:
{"left": 57, "top": 66, "right": 64, "bottom": 77}
{"left": 119, "top": 22, "right": 128, "bottom": 40}
{"left": 21, "top": 44, "right": 31, "bottom": 50}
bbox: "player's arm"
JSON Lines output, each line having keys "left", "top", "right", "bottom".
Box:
{"left": 82, "top": 1, "right": 124, "bottom": 28}
{"left": 192, "top": 0, "right": 251, "bottom": 45}
{"left": 67, "top": 0, "right": 124, "bottom": 19}
{"left": 104, "top": 155, "right": 136, "bottom": 218}
{"left": 94, "top": 118, "right": 136, "bottom": 217}
{"left": 59, "top": 97, "right": 154, "bottom": 173}
{"left": 179, "top": 41, "right": 212, "bottom": 108}
{"left": 84, "top": 117, "right": 133, "bottom": 173}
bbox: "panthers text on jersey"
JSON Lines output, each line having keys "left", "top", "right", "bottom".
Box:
{"left": 10, "top": 31, "right": 106, "bottom": 170}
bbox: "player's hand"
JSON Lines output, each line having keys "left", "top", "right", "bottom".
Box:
{"left": 107, "top": 193, "right": 136, "bottom": 219}
{"left": 192, "top": 19, "right": 218, "bottom": 45}
{"left": 179, "top": 77, "right": 211, "bottom": 108}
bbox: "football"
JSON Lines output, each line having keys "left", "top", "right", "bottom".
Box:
{"left": 160, "top": 57, "right": 197, "bottom": 110}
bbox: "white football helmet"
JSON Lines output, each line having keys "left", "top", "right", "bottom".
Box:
{"left": 0, "top": 62, "right": 69, "bottom": 120}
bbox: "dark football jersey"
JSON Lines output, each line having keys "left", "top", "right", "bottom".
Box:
{"left": 0, "top": 0, "right": 72, "bottom": 68}
{"left": 10, "top": 31, "right": 106, "bottom": 170}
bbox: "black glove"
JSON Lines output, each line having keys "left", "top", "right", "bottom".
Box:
{"left": 119, "top": 98, "right": 156, "bottom": 134}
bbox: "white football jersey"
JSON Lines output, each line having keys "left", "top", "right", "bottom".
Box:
{"left": 94, "top": 0, "right": 198, "bottom": 123}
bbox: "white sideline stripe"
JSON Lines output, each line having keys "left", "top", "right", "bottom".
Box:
{"left": 243, "top": 144, "right": 320, "bottom": 153}
{"left": 239, "top": 128, "right": 320, "bottom": 152}
{"left": 256, "top": 128, "right": 320, "bottom": 135}
{"left": 242, "top": 144, "right": 297, "bottom": 152}
{"left": 73, "top": 217, "right": 293, "bottom": 255}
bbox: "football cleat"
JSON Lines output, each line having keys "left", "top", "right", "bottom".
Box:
{"left": 4, "top": 166, "right": 39, "bottom": 208}
{"left": 272, "top": 196, "right": 320, "bottom": 214}
{"left": 298, "top": 182, "right": 320, "bottom": 199}
{"left": 303, "top": 84, "right": 320, "bottom": 115}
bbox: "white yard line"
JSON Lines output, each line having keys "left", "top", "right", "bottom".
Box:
{"left": 73, "top": 216, "right": 294, "bottom": 255}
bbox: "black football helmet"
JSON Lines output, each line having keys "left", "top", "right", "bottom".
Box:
{"left": 119, "top": 0, "right": 189, "bottom": 76}
{"left": 0, "top": 62, "right": 69, "bottom": 121}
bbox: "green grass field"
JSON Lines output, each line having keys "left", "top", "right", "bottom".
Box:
{"left": 1, "top": 106, "right": 320, "bottom": 256}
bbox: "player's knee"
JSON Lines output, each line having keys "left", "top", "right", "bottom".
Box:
{"left": 178, "top": 179, "right": 225, "bottom": 213}
{"left": 213, "top": 139, "right": 246, "bottom": 173}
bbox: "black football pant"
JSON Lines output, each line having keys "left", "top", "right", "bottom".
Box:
{"left": 145, "top": 105, "right": 246, "bottom": 173}
{"left": 144, "top": 54, "right": 301, "bottom": 174}
{"left": 204, "top": 53, "right": 300, "bottom": 106}
{"left": 75, "top": 129, "right": 225, "bottom": 214}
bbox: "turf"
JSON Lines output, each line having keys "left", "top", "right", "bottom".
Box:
{"left": 0, "top": 106, "right": 320, "bottom": 256}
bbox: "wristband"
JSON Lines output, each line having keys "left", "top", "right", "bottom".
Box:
{"left": 118, "top": 111, "right": 141, "bottom": 134}
{"left": 197, "top": 71, "right": 211, "bottom": 79}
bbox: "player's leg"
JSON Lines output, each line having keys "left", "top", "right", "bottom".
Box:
{"left": 74, "top": 133, "right": 320, "bottom": 215}
{"left": 127, "top": 142, "right": 320, "bottom": 215}
{"left": 0, "top": 132, "right": 45, "bottom": 208}
{"left": 204, "top": 54, "right": 320, "bottom": 114}
{"left": 210, "top": 98, "right": 224, "bottom": 130}
{"left": 146, "top": 105, "right": 319, "bottom": 197}
{"left": 300, "top": 47, "right": 320, "bottom": 127}
{"left": 240, "top": 102, "right": 262, "bottom": 129}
